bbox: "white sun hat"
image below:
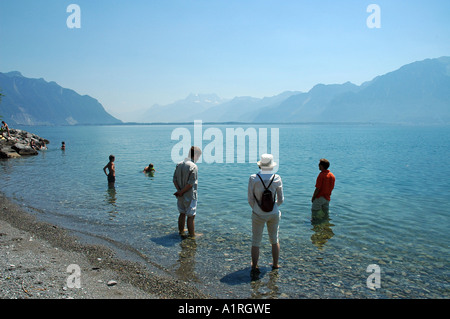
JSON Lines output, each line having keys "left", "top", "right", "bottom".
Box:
{"left": 257, "top": 154, "right": 277, "bottom": 170}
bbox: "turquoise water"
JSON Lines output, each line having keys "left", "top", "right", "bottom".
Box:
{"left": 0, "top": 124, "right": 449, "bottom": 298}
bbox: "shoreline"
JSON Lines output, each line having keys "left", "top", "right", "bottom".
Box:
{"left": 0, "top": 192, "right": 210, "bottom": 299}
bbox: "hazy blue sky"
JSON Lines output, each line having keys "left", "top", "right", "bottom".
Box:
{"left": 1, "top": 0, "right": 449, "bottom": 121}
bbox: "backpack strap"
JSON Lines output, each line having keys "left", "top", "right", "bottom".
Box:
{"left": 256, "top": 173, "right": 267, "bottom": 189}
{"left": 267, "top": 174, "right": 275, "bottom": 188}
{"left": 256, "top": 173, "right": 275, "bottom": 189}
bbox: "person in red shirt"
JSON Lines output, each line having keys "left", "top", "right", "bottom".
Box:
{"left": 311, "top": 158, "right": 335, "bottom": 218}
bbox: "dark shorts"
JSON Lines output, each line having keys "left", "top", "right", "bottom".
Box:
{"left": 108, "top": 174, "right": 115, "bottom": 183}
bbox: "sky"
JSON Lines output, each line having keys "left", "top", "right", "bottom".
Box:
{"left": 1, "top": 0, "right": 449, "bottom": 122}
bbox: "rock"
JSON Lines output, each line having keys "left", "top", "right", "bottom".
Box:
{"left": 0, "top": 128, "right": 49, "bottom": 158}
{"left": 0, "top": 147, "right": 21, "bottom": 158}
{"left": 12, "top": 143, "right": 38, "bottom": 156}
{"left": 107, "top": 280, "right": 117, "bottom": 286}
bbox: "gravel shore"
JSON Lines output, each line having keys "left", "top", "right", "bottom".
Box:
{"left": 0, "top": 193, "right": 210, "bottom": 299}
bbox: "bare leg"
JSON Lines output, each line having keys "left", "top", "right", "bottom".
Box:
{"left": 271, "top": 243, "right": 280, "bottom": 269}
{"left": 187, "top": 216, "right": 195, "bottom": 237}
{"left": 178, "top": 213, "right": 186, "bottom": 234}
{"left": 251, "top": 246, "right": 260, "bottom": 270}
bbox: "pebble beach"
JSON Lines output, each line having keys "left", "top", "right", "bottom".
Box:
{"left": 0, "top": 192, "right": 210, "bottom": 299}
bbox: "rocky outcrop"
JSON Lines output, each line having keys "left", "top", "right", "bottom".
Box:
{"left": 0, "top": 129, "right": 49, "bottom": 158}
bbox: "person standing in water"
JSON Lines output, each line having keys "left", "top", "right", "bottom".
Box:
{"left": 248, "top": 154, "right": 284, "bottom": 273}
{"left": 173, "top": 146, "right": 202, "bottom": 238}
{"left": 311, "top": 158, "right": 335, "bottom": 220}
{"left": 143, "top": 163, "right": 155, "bottom": 176}
{"left": 103, "top": 155, "right": 116, "bottom": 189}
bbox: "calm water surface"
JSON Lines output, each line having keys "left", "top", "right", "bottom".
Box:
{"left": 0, "top": 124, "right": 448, "bottom": 298}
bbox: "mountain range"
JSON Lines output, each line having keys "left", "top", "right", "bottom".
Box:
{"left": 1, "top": 56, "right": 449, "bottom": 125}
{"left": 139, "top": 56, "right": 450, "bottom": 124}
{"left": 0, "top": 71, "right": 121, "bottom": 125}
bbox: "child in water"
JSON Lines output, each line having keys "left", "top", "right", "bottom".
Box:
{"left": 103, "top": 155, "right": 115, "bottom": 188}
{"left": 143, "top": 163, "right": 155, "bottom": 176}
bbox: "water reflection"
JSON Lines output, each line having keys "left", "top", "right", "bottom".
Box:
{"left": 310, "top": 210, "right": 335, "bottom": 250}
{"left": 174, "top": 237, "right": 199, "bottom": 282}
{"left": 144, "top": 170, "right": 155, "bottom": 178}
{"left": 250, "top": 269, "right": 280, "bottom": 298}
{"left": 105, "top": 188, "right": 118, "bottom": 219}
{"left": 220, "top": 266, "right": 280, "bottom": 298}
{"left": 0, "top": 159, "right": 13, "bottom": 174}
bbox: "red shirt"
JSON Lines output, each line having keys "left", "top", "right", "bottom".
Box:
{"left": 315, "top": 170, "right": 335, "bottom": 201}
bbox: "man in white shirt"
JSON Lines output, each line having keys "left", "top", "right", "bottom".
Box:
{"left": 173, "top": 146, "right": 202, "bottom": 238}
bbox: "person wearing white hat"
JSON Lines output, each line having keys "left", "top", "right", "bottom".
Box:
{"left": 248, "top": 154, "right": 284, "bottom": 273}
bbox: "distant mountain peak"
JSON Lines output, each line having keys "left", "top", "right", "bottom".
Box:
{"left": 185, "top": 93, "right": 223, "bottom": 104}
{"left": 4, "top": 71, "right": 24, "bottom": 78}
{"left": 142, "top": 93, "right": 227, "bottom": 122}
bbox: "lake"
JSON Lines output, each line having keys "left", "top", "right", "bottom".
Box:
{"left": 0, "top": 123, "right": 448, "bottom": 298}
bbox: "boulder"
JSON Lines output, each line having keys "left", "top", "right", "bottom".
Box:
{"left": 0, "top": 128, "right": 49, "bottom": 158}
{"left": 12, "top": 143, "right": 38, "bottom": 156}
{"left": 0, "top": 146, "right": 21, "bottom": 158}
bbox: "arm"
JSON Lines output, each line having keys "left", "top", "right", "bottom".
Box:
{"left": 174, "top": 184, "right": 193, "bottom": 198}
{"left": 311, "top": 187, "right": 320, "bottom": 202}
{"left": 276, "top": 180, "right": 284, "bottom": 206}
{"left": 176, "top": 166, "right": 195, "bottom": 196}
{"left": 312, "top": 173, "right": 322, "bottom": 202}
{"left": 173, "top": 165, "right": 181, "bottom": 194}
{"left": 103, "top": 164, "right": 108, "bottom": 176}
{"left": 248, "top": 176, "right": 255, "bottom": 208}
{"left": 173, "top": 164, "right": 195, "bottom": 197}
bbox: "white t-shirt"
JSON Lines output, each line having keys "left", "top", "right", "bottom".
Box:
{"left": 173, "top": 158, "right": 198, "bottom": 202}
{"left": 248, "top": 171, "right": 284, "bottom": 215}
